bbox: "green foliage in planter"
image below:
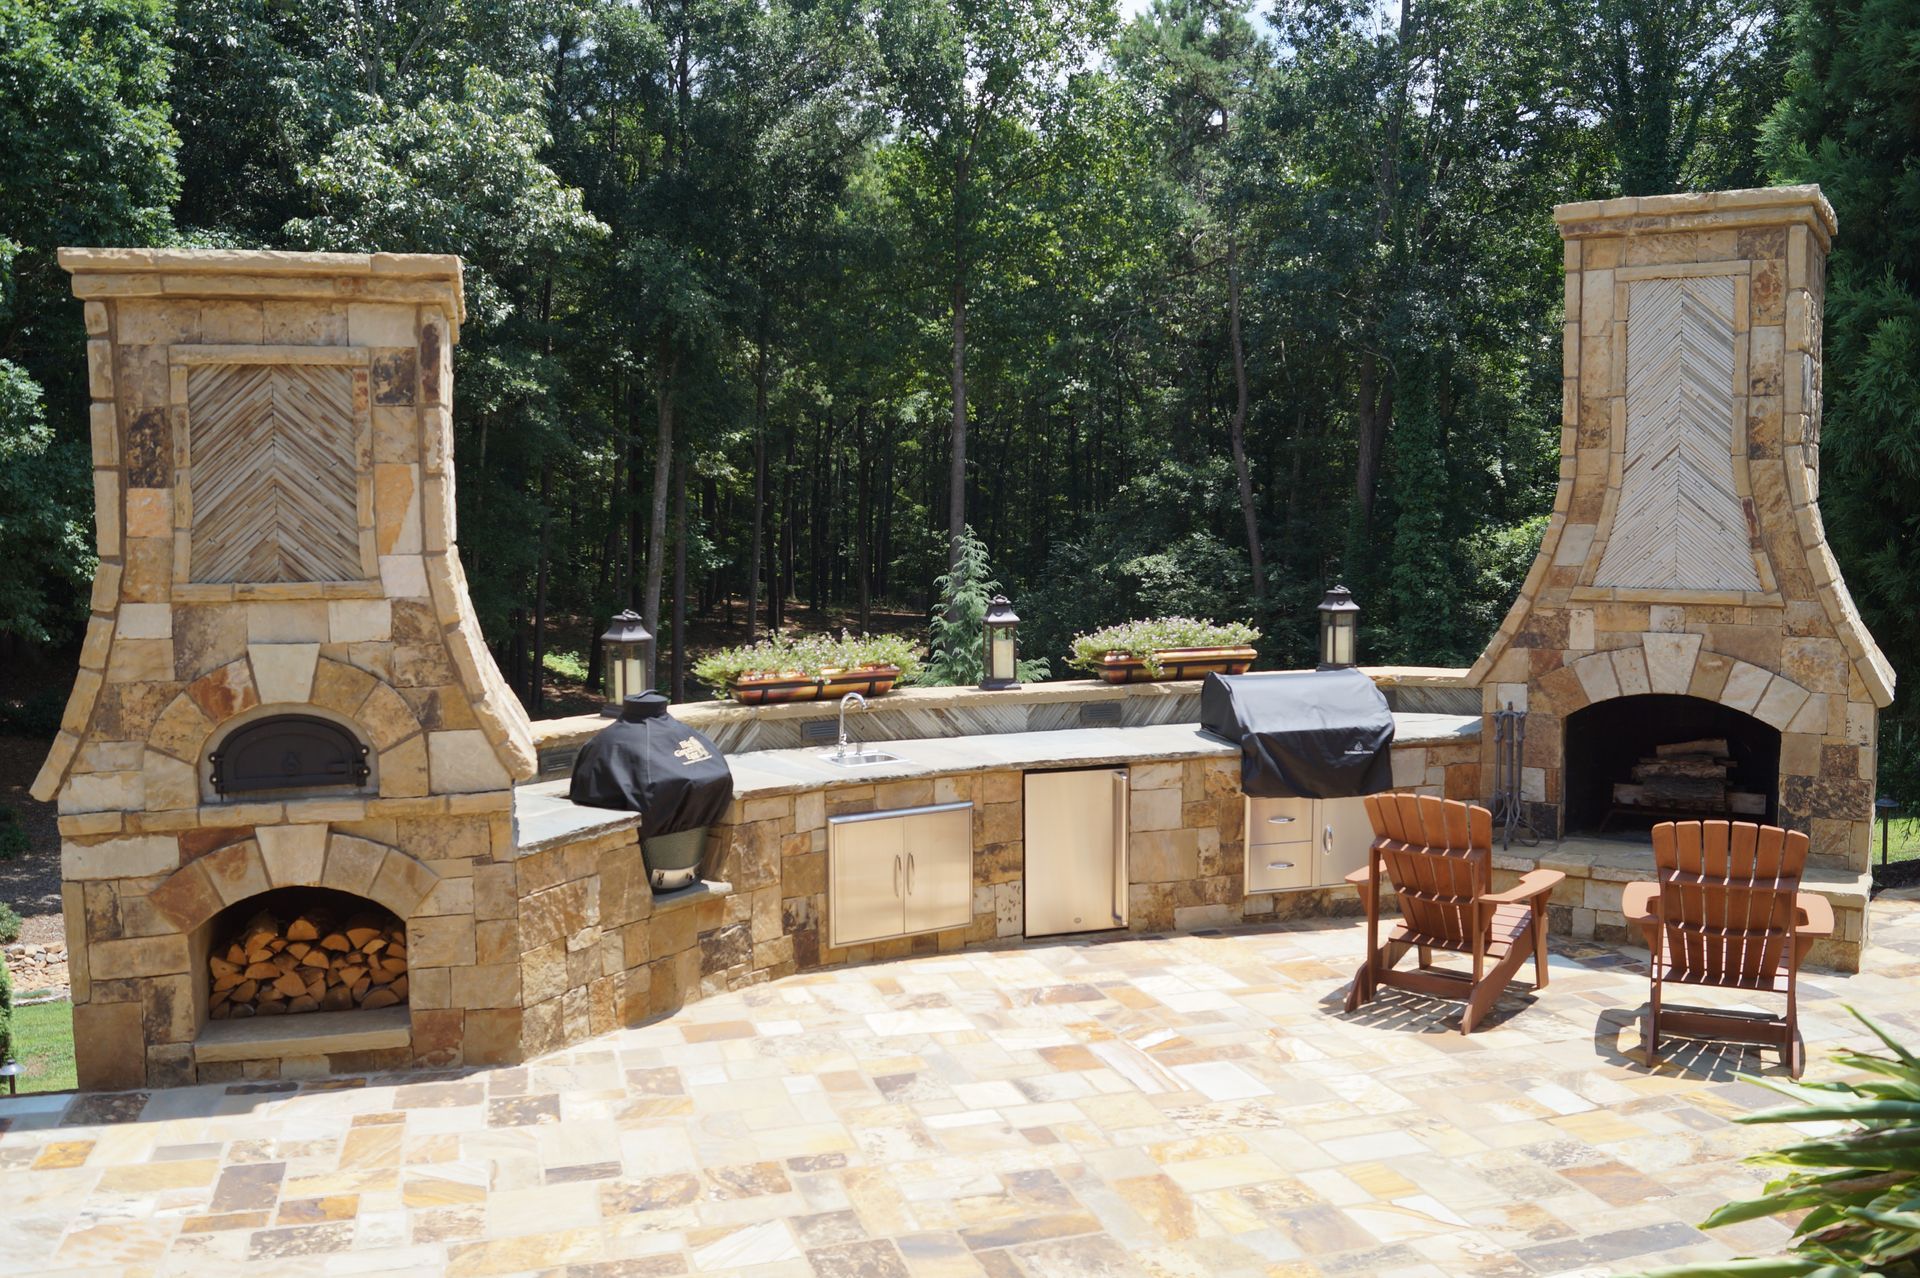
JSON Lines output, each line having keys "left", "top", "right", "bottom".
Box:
{"left": 0, "top": 900, "right": 19, "bottom": 945}
{"left": 0, "top": 953, "right": 11, "bottom": 1066}
{"left": 1639, "top": 1007, "right": 1920, "bottom": 1277}
{"left": 919, "top": 527, "right": 1050, "bottom": 688}
{"left": 693, "top": 631, "right": 923, "bottom": 698}
{"left": 1065, "top": 616, "right": 1261, "bottom": 676}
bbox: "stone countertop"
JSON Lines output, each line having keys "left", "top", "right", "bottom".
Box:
{"left": 513, "top": 713, "right": 1480, "bottom": 851}
{"left": 524, "top": 668, "right": 1475, "bottom": 749}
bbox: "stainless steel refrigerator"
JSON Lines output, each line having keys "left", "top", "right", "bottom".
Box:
{"left": 1024, "top": 767, "right": 1129, "bottom": 937}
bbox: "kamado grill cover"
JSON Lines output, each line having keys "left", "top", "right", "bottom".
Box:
{"left": 1200, "top": 669, "right": 1395, "bottom": 799}
{"left": 569, "top": 692, "right": 733, "bottom": 837}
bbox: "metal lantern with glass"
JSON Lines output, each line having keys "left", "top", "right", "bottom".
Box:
{"left": 600, "top": 610, "right": 655, "bottom": 716}
{"left": 1317, "top": 585, "right": 1360, "bottom": 670}
{"left": 981, "top": 595, "right": 1021, "bottom": 690}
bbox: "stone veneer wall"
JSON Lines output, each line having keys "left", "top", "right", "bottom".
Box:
{"left": 1465, "top": 188, "right": 1894, "bottom": 870}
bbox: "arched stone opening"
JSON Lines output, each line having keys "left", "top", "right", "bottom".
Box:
{"left": 1563, "top": 694, "right": 1781, "bottom": 835}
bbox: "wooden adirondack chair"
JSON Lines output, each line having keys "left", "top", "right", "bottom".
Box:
{"left": 1344, "top": 794, "right": 1565, "bottom": 1033}
{"left": 1623, "top": 820, "right": 1833, "bottom": 1077}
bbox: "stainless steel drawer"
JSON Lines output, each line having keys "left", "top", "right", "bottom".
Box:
{"left": 1247, "top": 796, "right": 1312, "bottom": 845}
{"left": 1246, "top": 843, "right": 1313, "bottom": 892}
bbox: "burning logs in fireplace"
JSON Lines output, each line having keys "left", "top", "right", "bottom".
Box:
{"left": 209, "top": 907, "right": 407, "bottom": 1019}
{"left": 1611, "top": 737, "right": 1766, "bottom": 817}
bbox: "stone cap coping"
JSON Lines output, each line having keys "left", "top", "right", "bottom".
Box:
{"left": 1554, "top": 184, "right": 1837, "bottom": 245}
{"left": 1494, "top": 834, "right": 1870, "bottom": 908}
{"left": 58, "top": 246, "right": 467, "bottom": 326}
{"left": 513, "top": 714, "right": 1483, "bottom": 849}
{"left": 193, "top": 1005, "right": 410, "bottom": 1063}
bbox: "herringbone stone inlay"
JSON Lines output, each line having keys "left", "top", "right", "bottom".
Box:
{"left": 187, "top": 362, "right": 363, "bottom": 583}
{"left": 1596, "top": 275, "right": 1760, "bottom": 591}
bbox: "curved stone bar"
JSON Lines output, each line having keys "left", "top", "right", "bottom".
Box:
{"left": 503, "top": 716, "right": 1483, "bottom": 1062}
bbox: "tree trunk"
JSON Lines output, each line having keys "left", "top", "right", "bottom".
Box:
{"left": 643, "top": 335, "right": 678, "bottom": 688}
{"left": 747, "top": 324, "right": 768, "bottom": 642}
{"left": 855, "top": 402, "right": 872, "bottom": 632}
{"left": 948, "top": 272, "right": 969, "bottom": 569}
{"left": 670, "top": 452, "right": 687, "bottom": 702}
{"left": 533, "top": 460, "right": 551, "bottom": 713}
{"left": 1226, "top": 235, "right": 1265, "bottom": 603}
{"left": 1354, "top": 350, "right": 1393, "bottom": 534}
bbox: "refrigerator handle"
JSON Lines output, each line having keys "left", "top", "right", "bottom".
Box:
{"left": 1111, "top": 770, "right": 1129, "bottom": 925}
{"left": 893, "top": 854, "right": 902, "bottom": 899}
{"left": 907, "top": 852, "right": 915, "bottom": 895}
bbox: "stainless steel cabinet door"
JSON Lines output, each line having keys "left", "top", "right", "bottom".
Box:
{"left": 830, "top": 815, "right": 903, "bottom": 947}
{"left": 1313, "top": 796, "right": 1374, "bottom": 886}
{"left": 1024, "top": 768, "right": 1127, "bottom": 937}
{"left": 902, "top": 806, "right": 973, "bottom": 935}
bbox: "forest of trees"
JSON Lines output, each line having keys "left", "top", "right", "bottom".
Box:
{"left": 0, "top": 0, "right": 1915, "bottom": 782}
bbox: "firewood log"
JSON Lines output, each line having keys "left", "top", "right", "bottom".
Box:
{"left": 286, "top": 917, "right": 320, "bottom": 942}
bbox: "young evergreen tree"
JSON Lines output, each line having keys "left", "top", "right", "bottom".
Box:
{"left": 919, "top": 527, "right": 1048, "bottom": 686}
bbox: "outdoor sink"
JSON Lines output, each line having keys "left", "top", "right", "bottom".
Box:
{"left": 819, "top": 749, "right": 905, "bottom": 768}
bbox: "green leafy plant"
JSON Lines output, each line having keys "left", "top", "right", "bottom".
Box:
{"left": 693, "top": 631, "right": 923, "bottom": 698}
{"left": 1065, "top": 616, "right": 1261, "bottom": 677}
{"left": 541, "top": 649, "right": 590, "bottom": 683}
{"left": 1639, "top": 1007, "right": 1920, "bottom": 1277}
{"left": 918, "top": 527, "right": 1050, "bottom": 688}
{"left": 0, "top": 956, "right": 10, "bottom": 1069}
{"left": 0, "top": 900, "right": 19, "bottom": 946}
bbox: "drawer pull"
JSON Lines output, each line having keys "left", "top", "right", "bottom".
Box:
{"left": 1265, "top": 860, "right": 1296, "bottom": 870}
{"left": 1266, "top": 815, "right": 1297, "bottom": 825}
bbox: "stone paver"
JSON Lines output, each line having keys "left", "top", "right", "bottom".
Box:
{"left": 6, "top": 899, "right": 1919, "bottom": 1278}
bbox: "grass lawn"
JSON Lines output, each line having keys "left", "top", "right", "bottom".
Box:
{"left": 1872, "top": 816, "right": 1920, "bottom": 865}
{"left": 8, "top": 998, "right": 75, "bottom": 1093}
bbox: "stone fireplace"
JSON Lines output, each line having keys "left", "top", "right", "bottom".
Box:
{"left": 1466, "top": 187, "right": 1894, "bottom": 889}
{"left": 35, "top": 249, "right": 539, "bottom": 1090}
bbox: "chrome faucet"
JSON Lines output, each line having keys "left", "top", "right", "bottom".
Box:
{"left": 835, "top": 692, "right": 867, "bottom": 759}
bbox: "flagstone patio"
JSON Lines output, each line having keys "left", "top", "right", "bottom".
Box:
{"left": 5, "top": 898, "right": 1918, "bottom": 1278}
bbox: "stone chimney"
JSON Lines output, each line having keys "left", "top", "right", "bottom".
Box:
{"left": 1467, "top": 187, "right": 1893, "bottom": 871}
{"left": 36, "top": 249, "right": 537, "bottom": 1088}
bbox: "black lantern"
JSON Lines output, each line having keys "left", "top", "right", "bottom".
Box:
{"left": 1317, "top": 585, "right": 1360, "bottom": 670}
{"left": 600, "top": 610, "right": 655, "bottom": 716}
{"left": 981, "top": 595, "right": 1020, "bottom": 690}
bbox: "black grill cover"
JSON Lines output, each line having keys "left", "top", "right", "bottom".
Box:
{"left": 569, "top": 692, "right": 734, "bottom": 837}
{"left": 1199, "top": 670, "right": 1395, "bottom": 799}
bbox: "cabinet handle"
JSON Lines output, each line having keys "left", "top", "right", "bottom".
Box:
{"left": 1323, "top": 825, "right": 1333, "bottom": 852}
{"left": 1267, "top": 815, "right": 1297, "bottom": 825}
{"left": 906, "top": 852, "right": 915, "bottom": 894}
{"left": 1266, "top": 860, "right": 1295, "bottom": 870}
{"left": 1112, "top": 770, "right": 1129, "bottom": 924}
{"left": 894, "top": 854, "right": 902, "bottom": 898}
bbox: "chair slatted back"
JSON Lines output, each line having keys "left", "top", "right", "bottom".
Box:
{"left": 1651, "top": 821, "right": 1808, "bottom": 982}
{"left": 1362, "top": 794, "right": 1493, "bottom": 945}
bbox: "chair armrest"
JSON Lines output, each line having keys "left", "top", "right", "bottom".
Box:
{"left": 1621, "top": 881, "right": 1658, "bottom": 924}
{"left": 1795, "top": 891, "right": 1835, "bottom": 938}
{"left": 1479, "top": 868, "right": 1564, "bottom": 906}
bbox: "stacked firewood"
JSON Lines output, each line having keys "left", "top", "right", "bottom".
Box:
{"left": 208, "top": 908, "right": 408, "bottom": 1019}
{"left": 1612, "top": 738, "right": 1766, "bottom": 816}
